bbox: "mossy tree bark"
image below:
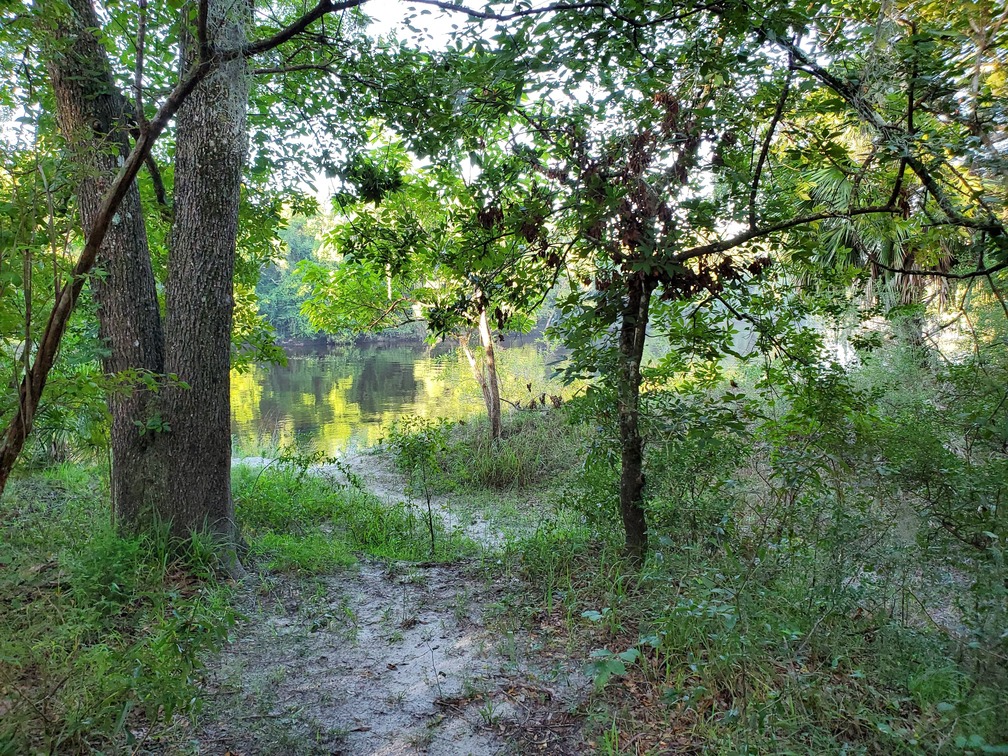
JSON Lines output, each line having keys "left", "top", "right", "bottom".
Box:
{"left": 617, "top": 273, "right": 654, "bottom": 565}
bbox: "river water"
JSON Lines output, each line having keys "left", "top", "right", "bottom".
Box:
{"left": 230, "top": 341, "right": 557, "bottom": 457}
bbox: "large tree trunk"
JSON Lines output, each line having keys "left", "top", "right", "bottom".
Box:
{"left": 152, "top": 0, "right": 249, "bottom": 544}
{"left": 48, "top": 0, "right": 165, "bottom": 525}
{"left": 0, "top": 5, "right": 213, "bottom": 500}
{"left": 617, "top": 274, "right": 653, "bottom": 565}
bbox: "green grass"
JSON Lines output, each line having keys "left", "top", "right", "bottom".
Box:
{"left": 0, "top": 466, "right": 237, "bottom": 754}
{"left": 386, "top": 406, "right": 587, "bottom": 497}
{"left": 6, "top": 336, "right": 1005, "bottom": 754}
{"left": 505, "top": 526, "right": 1008, "bottom": 754}
{"left": 439, "top": 409, "right": 587, "bottom": 491}
{"left": 232, "top": 458, "right": 475, "bottom": 568}
{"left": 248, "top": 530, "right": 356, "bottom": 572}
{"left": 0, "top": 444, "right": 479, "bottom": 753}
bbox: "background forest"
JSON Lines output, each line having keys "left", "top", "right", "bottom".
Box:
{"left": 1, "top": 0, "right": 1006, "bottom": 753}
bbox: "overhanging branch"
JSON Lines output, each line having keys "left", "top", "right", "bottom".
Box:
{"left": 676, "top": 205, "right": 898, "bottom": 261}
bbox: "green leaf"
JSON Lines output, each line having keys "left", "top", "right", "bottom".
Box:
{"left": 617, "top": 648, "right": 640, "bottom": 664}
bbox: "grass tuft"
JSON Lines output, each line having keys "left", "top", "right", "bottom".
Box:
{"left": 389, "top": 408, "right": 587, "bottom": 493}
{"left": 232, "top": 455, "right": 474, "bottom": 569}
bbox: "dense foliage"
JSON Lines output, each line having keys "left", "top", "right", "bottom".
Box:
{"left": 1, "top": 0, "right": 1005, "bottom": 751}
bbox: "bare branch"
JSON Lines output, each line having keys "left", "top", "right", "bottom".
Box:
{"left": 367, "top": 296, "right": 414, "bottom": 329}
{"left": 862, "top": 250, "right": 1008, "bottom": 282}
{"left": 986, "top": 273, "right": 1008, "bottom": 319}
{"left": 409, "top": 0, "right": 720, "bottom": 28}
{"left": 883, "top": 21, "right": 918, "bottom": 211}
{"left": 143, "top": 153, "right": 169, "bottom": 209}
{"left": 409, "top": 0, "right": 607, "bottom": 22}
{"left": 241, "top": 0, "right": 366, "bottom": 58}
{"left": 251, "top": 63, "right": 337, "bottom": 76}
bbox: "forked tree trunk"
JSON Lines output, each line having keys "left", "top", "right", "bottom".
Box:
{"left": 48, "top": 0, "right": 165, "bottom": 526}
{"left": 0, "top": 4, "right": 212, "bottom": 501}
{"left": 151, "top": 0, "right": 249, "bottom": 544}
{"left": 617, "top": 274, "right": 653, "bottom": 565}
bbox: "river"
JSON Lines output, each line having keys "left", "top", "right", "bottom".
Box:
{"left": 230, "top": 341, "right": 557, "bottom": 457}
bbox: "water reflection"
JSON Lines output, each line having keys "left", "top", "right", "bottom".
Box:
{"left": 230, "top": 343, "right": 554, "bottom": 456}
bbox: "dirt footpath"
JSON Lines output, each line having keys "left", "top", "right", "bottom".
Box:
{"left": 184, "top": 453, "right": 586, "bottom": 755}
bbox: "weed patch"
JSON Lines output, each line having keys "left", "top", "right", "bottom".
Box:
{"left": 0, "top": 467, "right": 236, "bottom": 754}
{"left": 387, "top": 409, "right": 586, "bottom": 493}
{"left": 472, "top": 344, "right": 1008, "bottom": 753}
{"left": 232, "top": 452, "right": 474, "bottom": 568}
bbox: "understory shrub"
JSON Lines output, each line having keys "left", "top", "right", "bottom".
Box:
{"left": 536, "top": 338, "right": 1008, "bottom": 752}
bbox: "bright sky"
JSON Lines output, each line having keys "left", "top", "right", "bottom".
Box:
{"left": 365, "top": 0, "right": 460, "bottom": 50}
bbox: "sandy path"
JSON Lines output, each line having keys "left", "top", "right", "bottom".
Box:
{"left": 188, "top": 453, "right": 586, "bottom": 755}
{"left": 198, "top": 561, "right": 507, "bottom": 755}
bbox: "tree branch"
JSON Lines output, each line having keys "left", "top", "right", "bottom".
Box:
{"left": 240, "top": 0, "right": 366, "bottom": 58}
{"left": 771, "top": 34, "right": 1007, "bottom": 243}
{"left": 676, "top": 205, "right": 899, "bottom": 261}
{"left": 409, "top": 0, "right": 720, "bottom": 28}
{"left": 749, "top": 70, "right": 792, "bottom": 231}
{"left": 862, "top": 251, "right": 1008, "bottom": 282}
{"left": 884, "top": 36, "right": 915, "bottom": 211}
{"left": 251, "top": 63, "right": 337, "bottom": 76}
{"left": 143, "top": 153, "right": 169, "bottom": 209}
{"left": 197, "top": 0, "right": 209, "bottom": 60}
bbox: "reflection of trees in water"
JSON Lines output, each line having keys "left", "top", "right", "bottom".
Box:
{"left": 261, "top": 361, "right": 344, "bottom": 430}
{"left": 352, "top": 354, "right": 418, "bottom": 415}
{"left": 231, "top": 343, "right": 557, "bottom": 454}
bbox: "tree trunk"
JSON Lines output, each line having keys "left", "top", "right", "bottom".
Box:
{"left": 477, "top": 306, "right": 502, "bottom": 443}
{"left": 0, "top": 6, "right": 213, "bottom": 499}
{"left": 152, "top": 0, "right": 249, "bottom": 544}
{"left": 459, "top": 303, "right": 502, "bottom": 443}
{"left": 617, "top": 274, "right": 653, "bottom": 565}
{"left": 48, "top": 0, "right": 165, "bottom": 526}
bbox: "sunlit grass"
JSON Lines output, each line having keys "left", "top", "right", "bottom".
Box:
{"left": 232, "top": 459, "right": 476, "bottom": 566}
